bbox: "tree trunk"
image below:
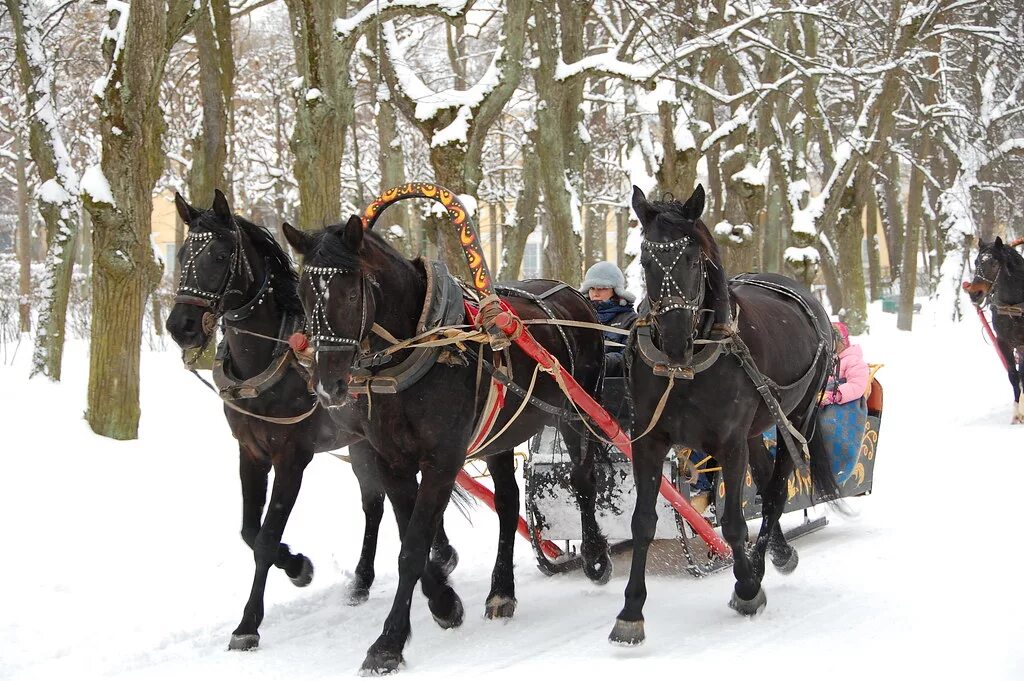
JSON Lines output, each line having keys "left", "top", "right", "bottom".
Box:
{"left": 833, "top": 179, "right": 870, "bottom": 334}
{"left": 584, "top": 203, "right": 606, "bottom": 270}
{"left": 877, "top": 153, "right": 905, "bottom": 281}
{"left": 15, "top": 130, "right": 31, "bottom": 333}
{"left": 499, "top": 130, "right": 540, "bottom": 281}
{"left": 898, "top": 47, "right": 939, "bottom": 331}
{"left": 866, "top": 195, "right": 882, "bottom": 301}
{"left": 817, "top": 242, "right": 843, "bottom": 315}
{"left": 616, "top": 208, "right": 630, "bottom": 267}
{"left": 84, "top": 1, "right": 197, "bottom": 439}
{"left": 531, "top": 0, "right": 589, "bottom": 284}
{"left": 285, "top": 0, "right": 351, "bottom": 229}
{"left": 188, "top": 0, "right": 234, "bottom": 204}
{"left": 373, "top": 54, "right": 412, "bottom": 255}
{"left": 6, "top": 0, "right": 81, "bottom": 380}
{"left": 80, "top": 207, "right": 92, "bottom": 276}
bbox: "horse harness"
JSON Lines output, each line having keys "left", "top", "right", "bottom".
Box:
{"left": 177, "top": 226, "right": 320, "bottom": 424}
{"left": 627, "top": 271, "right": 833, "bottom": 478}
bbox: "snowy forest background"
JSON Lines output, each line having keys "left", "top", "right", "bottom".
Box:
{"left": 1, "top": 0, "right": 1022, "bottom": 440}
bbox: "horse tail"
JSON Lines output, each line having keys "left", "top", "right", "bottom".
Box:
{"left": 449, "top": 482, "right": 476, "bottom": 520}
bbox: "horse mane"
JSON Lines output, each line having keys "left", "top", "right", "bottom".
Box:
{"left": 234, "top": 215, "right": 303, "bottom": 315}
{"left": 306, "top": 225, "right": 408, "bottom": 276}
{"left": 1000, "top": 239, "right": 1024, "bottom": 279}
{"left": 647, "top": 197, "right": 723, "bottom": 268}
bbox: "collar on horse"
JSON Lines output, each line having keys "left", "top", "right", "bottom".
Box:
{"left": 345, "top": 259, "right": 468, "bottom": 395}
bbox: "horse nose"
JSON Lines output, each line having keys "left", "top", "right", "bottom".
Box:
{"left": 315, "top": 375, "right": 353, "bottom": 407}
{"left": 167, "top": 307, "right": 201, "bottom": 346}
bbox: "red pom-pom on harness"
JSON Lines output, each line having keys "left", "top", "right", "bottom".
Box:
{"left": 289, "top": 332, "right": 309, "bottom": 352}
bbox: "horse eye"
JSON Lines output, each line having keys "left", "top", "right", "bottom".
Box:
{"left": 215, "top": 253, "right": 228, "bottom": 263}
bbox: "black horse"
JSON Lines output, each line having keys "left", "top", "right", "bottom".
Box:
{"left": 965, "top": 236, "right": 1024, "bottom": 422}
{"left": 164, "top": 191, "right": 458, "bottom": 651}
{"left": 283, "top": 216, "right": 607, "bottom": 674}
{"left": 608, "top": 185, "right": 841, "bottom": 645}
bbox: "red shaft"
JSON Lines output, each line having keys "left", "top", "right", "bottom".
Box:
{"left": 975, "top": 306, "right": 1010, "bottom": 371}
{"left": 492, "top": 313, "right": 733, "bottom": 557}
{"left": 455, "top": 470, "right": 563, "bottom": 560}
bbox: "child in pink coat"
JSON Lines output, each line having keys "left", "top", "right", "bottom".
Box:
{"left": 822, "top": 322, "right": 869, "bottom": 405}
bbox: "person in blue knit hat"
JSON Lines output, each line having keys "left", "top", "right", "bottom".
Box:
{"left": 580, "top": 261, "right": 638, "bottom": 376}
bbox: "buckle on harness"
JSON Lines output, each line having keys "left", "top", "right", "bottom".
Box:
{"left": 653, "top": 364, "right": 695, "bottom": 380}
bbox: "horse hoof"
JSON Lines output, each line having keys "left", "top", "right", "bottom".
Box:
{"left": 584, "top": 551, "right": 613, "bottom": 586}
{"left": 289, "top": 554, "right": 314, "bottom": 587}
{"left": 359, "top": 650, "right": 404, "bottom": 676}
{"left": 432, "top": 546, "right": 459, "bottom": 579}
{"left": 608, "top": 618, "right": 645, "bottom": 646}
{"left": 770, "top": 547, "right": 799, "bottom": 575}
{"left": 431, "top": 592, "right": 464, "bottom": 630}
{"left": 347, "top": 584, "right": 370, "bottom": 606}
{"left": 228, "top": 633, "right": 260, "bottom": 651}
{"left": 484, "top": 594, "right": 517, "bottom": 620}
{"left": 728, "top": 587, "right": 767, "bottom": 616}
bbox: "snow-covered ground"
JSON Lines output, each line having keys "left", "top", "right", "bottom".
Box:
{"left": 2, "top": 301, "right": 1022, "bottom": 680}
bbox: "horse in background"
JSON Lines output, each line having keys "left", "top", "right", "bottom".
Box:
{"left": 965, "top": 236, "right": 1024, "bottom": 422}
{"left": 164, "top": 191, "right": 457, "bottom": 652}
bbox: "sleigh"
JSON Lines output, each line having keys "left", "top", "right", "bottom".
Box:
{"left": 522, "top": 375, "right": 882, "bottom": 576}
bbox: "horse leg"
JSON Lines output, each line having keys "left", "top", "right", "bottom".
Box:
{"left": 230, "top": 446, "right": 314, "bottom": 651}
{"left": 753, "top": 437, "right": 799, "bottom": 576}
{"left": 430, "top": 521, "right": 459, "bottom": 579}
{"left": 561, "top": 424, "right": 612, "bottom": 585}
{"left": 1013, "top": 345, "right": 1024, "bottom": 424}
{"left": 609, "top": 432, "right": 670, "bottom": 646}
{"left": 484, "top": 450, "right": 519, "bottom": 619}
{"left": 997, "top": 339, "right": 1021, "bottom": 423}
{"left": 362, "top": 466, "right": 463, "bottom": 675}
{"left": 347, "top": 442, "right": 385, "bottom": 605}
{"left": 721, "top": 442, "right": 767, "bottom": 616}
{"left": 746, "top": 435, "right": 797, "bottom": 574}
{"left": 238, "top": 446, "right": 270, "bottom": 556}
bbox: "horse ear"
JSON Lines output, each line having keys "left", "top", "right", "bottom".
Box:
{"left": 212, "top": 189, "right": 232, "bottom": 224}
{"left": 682, "top": 184, "right": 706, "bottom": 220}
{"left": 282, "top": 221, "right": 315, "bottom": 255}
{"left": 995, "top": 236, "right": 1004, "bottom": 249}
{"left": 174, "top": 192, "right": 198, "bottom": 225}
{"left": 341, "top": 214, "right": 365, "bottom": 251}
{"left": 631, "top": 186, "right": 657, "bottom": 227}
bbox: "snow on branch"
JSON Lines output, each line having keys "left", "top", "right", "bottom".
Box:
{"left": 335, "top": 0, "right": 469, "bottom": 38}
{"left": 555, "top": 52, "right": 656, "bottom": 83}
{"left": 381, "top": 20, "right": 506, "bottom": 140}
{"left": 14, "top": 0, "right": 78, "bottom": 206}
{"left": 92, "top": 0, "right": 129, "bottom": 98}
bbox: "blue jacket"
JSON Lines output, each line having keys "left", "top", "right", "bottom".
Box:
{"left": 592, "top": 299, "right": 637, "bottom": 376}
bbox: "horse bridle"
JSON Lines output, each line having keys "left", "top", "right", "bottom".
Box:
{"left": 303, "top": 265, "right": 376, "bottom": 354}
{"left": 174, "top": 225, "right": 255, "bottom": 317}
{"left": 641, "top": 235, "right": 706, "bottom": 337}
{"left": 973, "top": 251, "right": 1002, "bottom": 306}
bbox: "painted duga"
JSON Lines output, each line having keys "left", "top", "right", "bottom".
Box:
{"left": 164, "top": 190, "right": 460, "bottom": 652}
{"left": 964, "top": 236, "right": 1024, "bottom": 423}
{"left": 283, "top": 214, "right": 608, "bottom": 674}
{"left": 609, "top": 185, "right": 843, "bottom": 645}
